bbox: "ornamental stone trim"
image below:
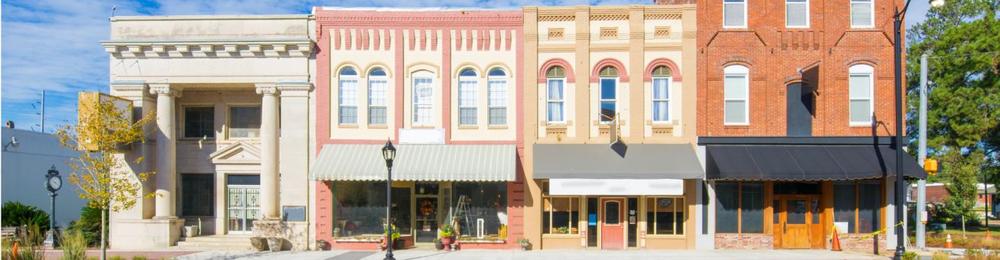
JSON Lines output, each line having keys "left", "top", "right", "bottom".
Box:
{"left": 102, "top": 41, "right": 313, "bottom": 58}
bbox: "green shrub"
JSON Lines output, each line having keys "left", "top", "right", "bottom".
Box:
{"left": 109, "top": 256, "right": 125, "bottom": 260}
{"left": 60, "top": 230, "right": 88, "bottom": 260}
{"left": 966, "top": 248, "right": 985, "bottom": 260}
{"left": 932, "top": 251, "right": 951, "bottom": 260}
{"left": 67, "top": 207, "right": 106, "bottom": 247}
{"left": 132, "top": 256, "right": 148, "bottom": 260}
{"left": 1, "top": 202, "right": 50, "bottom": 232}
{"left": 902, "top": 251, "right": 918, "bottom": 260}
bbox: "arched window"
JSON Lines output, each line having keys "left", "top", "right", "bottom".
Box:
{"left": 487, "top": 68, "right": 508, "bottom": 125}
{"left": 849, "top": 64, "right": 874, "bottom": 125}
{"left": 412, "top": 70, "right": 435, "bottom": 125}
{"left": 723, "top": 65, "right": 749, "bottom": 125}
{"left": 651, "top": 66, "right": 672, "bottom": 123}
{"left": 599, "top": 66, "right": 618, "bottom": 123}
{"left": 458, "top": 68, "right": 478, "bottom": 125}
{"left": 338, "top": 67, "right": 359, "bottom": 124}
{"left": 546, "top": 66, "right": 566, "bottom": 123}
{"left": 367, "top": 68, "right": 388, "bottom": 125}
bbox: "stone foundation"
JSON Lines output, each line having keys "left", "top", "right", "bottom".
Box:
{"left": 110, "top": 217, "right": 184, "bottom": 249}
{"left": 837, "top": 233, "right": 885, "bottom": 253}
{"left": 253, "top": 219, "right": 309, "bottom": 250}
{"left": 714, "top": 233, "right": 773, "bottom": 249}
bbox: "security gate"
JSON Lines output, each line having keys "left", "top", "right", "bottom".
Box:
{"left": 227, "top": 185, "right": 260, "bottom": 234}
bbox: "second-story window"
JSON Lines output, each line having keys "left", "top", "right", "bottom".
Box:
{"left": 546, "top": 66, "right": 567, "bottom": 123}
{"left": 184, "top": 106, "right": 215, "bottom": 139}
{"left": 599, "top": 66, "right": 618, "bottom": 123}
{"left": 412, "top": 71, "right": 434, "bottom": 126}
{"left": 851, "top": 0, "right": 874, "bottom": 28}
{"left": 229, "top": 106, "right": 261, "bottom": 138}
{"left": 338, "top": 67, "right": 358, "bottom": 124}
{"left": 786, "top": 0, "right": 809, "bottom": 28}
{"left": 368, "top": 68, "right": 388, "bottom": 125}
{"left": 724, "top": 65, "right": 749, "bottom": 125}
{"left": 652, "top": 66, "right": 672, "bottom": 123}
{"left": 488, "top": 68, "right": 508, "bottom": 126}
{"left": 458, "top": 68, "right": 478, "bottom": 126}
{"left": 723, "top": 0, "right": 747, "bottom": 28}
{"left": 849, "top": 64, "right": 874, "bottom": 125}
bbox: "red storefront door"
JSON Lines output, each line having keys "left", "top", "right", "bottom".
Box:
{"left": 601, "top": 198, "right": 625, "bottom": 249}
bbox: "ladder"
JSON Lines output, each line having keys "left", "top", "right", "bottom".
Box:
{"left": 452, "top": 195, "right": 472, "bottom": 236}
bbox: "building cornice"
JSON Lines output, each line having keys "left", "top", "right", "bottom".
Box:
{"left": 314, "top": 10, "right": 523, "bottom": 28}
{"left": 101, "top": 39, "right": 313, "bottom": 58}
{"left": 110, "top": 15, "right": 311, "bottom": 22}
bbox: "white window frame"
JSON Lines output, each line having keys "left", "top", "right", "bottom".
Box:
{"left": 338, "top": 67, "right": 359, "bottom": 125}
{"left": 412, "top": 71, "right": 435, "bottom": 126}
{"left": 723, "top": 65, "right": 750, "bottom": 126}
{"left": 546, "top": 78, "right": 567, "bottom": 123}
{"left": 723, "top": 0, "right": 748, "bottom": 29}
{"left": 487, "top": 69, "right": 508, "bottom": 126}
{"left": 850, "top": 0, "right": 875, "bottom": 29}
{"left": 785, "top": 0, "right": 810, "bottom": 28}
{"left": 848, "top": 64, "right": 875, "bottom": 126}
{"left": 652, "top": 76, "right": 672, "bottom": 123}
{"left": 367, "top": 68, "right": 388, "bottom": 126}
{"left": 599, "top": 77, "right": 618, "bottom": 124}
{"left": 458, "top": 69, "right": 479, "bottom": 126}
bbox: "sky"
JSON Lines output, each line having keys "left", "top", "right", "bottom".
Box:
{"left": 0, "top": 0, "right": 934, "bottom": 133}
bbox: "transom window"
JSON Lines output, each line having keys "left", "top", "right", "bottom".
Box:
{"left": 368, "top": 68, "right": 388, "bottom": 125}
{"left": 338, "top": 67, "right": 359, "bottom": 124}
{"left": 850, "top": 0, "right": 874, "bottom": 28}
{"left": 546, "top": 66, "right": 567, "bottom": 123}
{"left": 412, "top": 71, "right": 434, "bottom": 125}
{"left": 848, "top": 64, "right": 874, "bottom": 125}
{"left": 458, "top": 68, "right": 478, "bottom": 126}
{"left": 651, "top": 66, "right": 672, "bottom": 123}
{"left": 599, "top": 66, "right": 618, "bottom": 123}
{"left": 786, "top": 0, "right": 809, "bottom": 28}
{"left": 723, "top": 65, "right": 750, "bottom": 125}
{"left": 487, "top": 68, "right": 508, "bottom": 126}
{"left": 723, "top": 0, "right": 747, "bottom": 28}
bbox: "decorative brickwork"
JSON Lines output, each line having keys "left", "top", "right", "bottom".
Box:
{"left": 714, "top": 233, "right": 774, "bottom": 249}
{"left": 838, "top": 233, "right": 886, "bottom": 253}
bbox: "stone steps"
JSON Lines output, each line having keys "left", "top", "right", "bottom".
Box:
{"left": 175, "top": 235, "right": 254, "bottom": 251}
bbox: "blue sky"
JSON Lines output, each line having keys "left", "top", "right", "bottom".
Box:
{"left": 0, "top": 0, "right": 934, "bottom": 133}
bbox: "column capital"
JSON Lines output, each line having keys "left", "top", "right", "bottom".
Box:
{"left": 255, "top": 83, "right": 279, "bottom": 95}
{"left": 148, "top": 84, "right": 182, "bottom": 98}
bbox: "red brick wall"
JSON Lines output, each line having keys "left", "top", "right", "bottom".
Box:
{"left": 714, "top": 233, "right": 773, "bottom": 249}
{"left": 696, "top": 0, "right": 906, "bottom": 137}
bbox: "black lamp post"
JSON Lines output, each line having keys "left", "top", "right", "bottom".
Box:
{"left": 892, "top": 1, "right": 943, "bottom": 259}
{"left": 44, "top": 165, "right": 62, "bottom": 248}
{"left": 382, "top": 140, "right": 397, "bottom": 260}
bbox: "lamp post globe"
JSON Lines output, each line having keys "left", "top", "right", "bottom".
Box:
{"left": 382, "top": 139, "right": 396, "bottom": 260}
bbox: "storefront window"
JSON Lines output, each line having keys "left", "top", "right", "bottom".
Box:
{"left": 451, "top": 182, "right": 507, "bottom": 240}
{"left": 544, "top": 197, "right": 579, "bottom": 234}
{"left": 646, "top": 197, "right": 684, "bottom": 235}
{"left": 834, "top": 181, "right": 882, "bottom": 233}
{"left": 331, "top": 182, "right": 411, "bottom": 239}
{"left": 715, "top": 182, "right": 764, "bottom": 233}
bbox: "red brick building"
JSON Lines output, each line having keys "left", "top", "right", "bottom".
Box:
{"left": 692, "top": 0, "right": 925, "bottom": 252}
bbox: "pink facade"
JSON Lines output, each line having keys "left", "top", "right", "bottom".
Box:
{"left": 314, "top": 8, "right": 524, "bottom": 250}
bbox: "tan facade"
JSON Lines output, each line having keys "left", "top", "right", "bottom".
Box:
{"left": 522, "top": 4, "right": 699, "bottom": 250}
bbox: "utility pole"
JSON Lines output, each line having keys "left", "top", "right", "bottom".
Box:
{"left": 916, "top": 52, "right": 928, "bottom": 249}
{"left": 40, "top": 90, "right": 46, "bottom": 133}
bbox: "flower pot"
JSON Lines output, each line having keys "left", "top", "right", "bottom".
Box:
{"left": 266, "top": 237, "right": 282, "bottom": 252}
{"left": 441, "top": 236, "right": 453, "bottom": 246}
{"left": 434, "top": 240, "right": 444, "bottom": 250}
{"left": 184, "top": 226, "right": 199, "bottom": 238}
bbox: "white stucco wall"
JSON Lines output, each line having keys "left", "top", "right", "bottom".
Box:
{"left": 1, "top": 128, "right": 88, "bottom": 228}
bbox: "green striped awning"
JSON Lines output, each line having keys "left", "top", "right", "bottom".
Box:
{"left": 310, "top": 144, "right": 516, "bottom": 182}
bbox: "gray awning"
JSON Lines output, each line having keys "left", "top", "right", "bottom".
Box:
{"left": 310, "top": 144, "right": 516, "bottom": 182}
{"left": 532, "top": 144, "right": 704, "bottom": 179}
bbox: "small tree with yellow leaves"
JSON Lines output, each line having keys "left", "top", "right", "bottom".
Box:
{"left": 56, "top": 94, "right": 155, "bottom": 260}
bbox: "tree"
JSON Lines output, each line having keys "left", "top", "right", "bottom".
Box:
{"left": 56, "top": 96, "right": 154, "bottom": 260}
{"left": 0, "top": 202, "right": 50, "bottom": 232}
{"left": 905, "top": 0, "right": 1000, "bottom": 225}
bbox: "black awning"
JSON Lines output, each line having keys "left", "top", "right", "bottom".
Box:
{"left": 705, "top": 144, "right": 927, "bottom": 181}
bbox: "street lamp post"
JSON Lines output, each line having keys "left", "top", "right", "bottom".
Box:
{"left": 382, "top": 140, "right": 397, "bottom": 260}
{"left": 44, "top": 165, "right": 63, "bottom": 248}
{"left": 893, "top": 1, "right": 944, "bottom": 259}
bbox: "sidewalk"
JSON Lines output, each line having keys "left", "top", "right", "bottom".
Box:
{"left": 177, "top": 249, "right": 887, "bottom": 260}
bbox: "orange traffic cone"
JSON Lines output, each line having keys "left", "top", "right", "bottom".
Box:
{"left": 831, "top": 230, "right": 842, "bottom": 251}
{"left": 945, "top": 234, "right": 953, "bottom": 248}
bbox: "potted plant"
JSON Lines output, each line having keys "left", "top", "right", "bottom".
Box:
{"left": 518, "top": 238, "right": 531, "bottom": 251}
{"left": 556, "top": 226, "right": 569, "bottom": 234}
{"left": 381, "top": 225, "right": 401, "bottom": 250}
{"left": 433, "top": 238, "right": 444, "bottom": 250}
{"left": 266, "top": 237, "right": 282, "bottom": 252}
{"left": 438, "top": 224, "right": 455, "bottom": 247}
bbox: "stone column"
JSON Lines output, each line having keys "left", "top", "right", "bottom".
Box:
{"left": 149, "top": 84, "right": 180, "bottom": 218}
{"left": 256, "top": 84, "right": 280, "bottom": 220}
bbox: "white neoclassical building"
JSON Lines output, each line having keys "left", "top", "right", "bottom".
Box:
{"left": 103, "top": 15, "right": 316, "bottom": 249}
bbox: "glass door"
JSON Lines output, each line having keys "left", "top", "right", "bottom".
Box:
{"left": 227, "top": 185, "right": 260, "bottom": 234}
{"left": 414, "top": 182, "right": 439, "bottom": 243}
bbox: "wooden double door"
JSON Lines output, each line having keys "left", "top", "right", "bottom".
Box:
{"left": 774, "top": 195, "right": 823, "bottom": 249}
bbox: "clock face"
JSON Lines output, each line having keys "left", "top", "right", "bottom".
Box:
{"left": 48, "top": 176, "right": 62, "bottom": 190}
